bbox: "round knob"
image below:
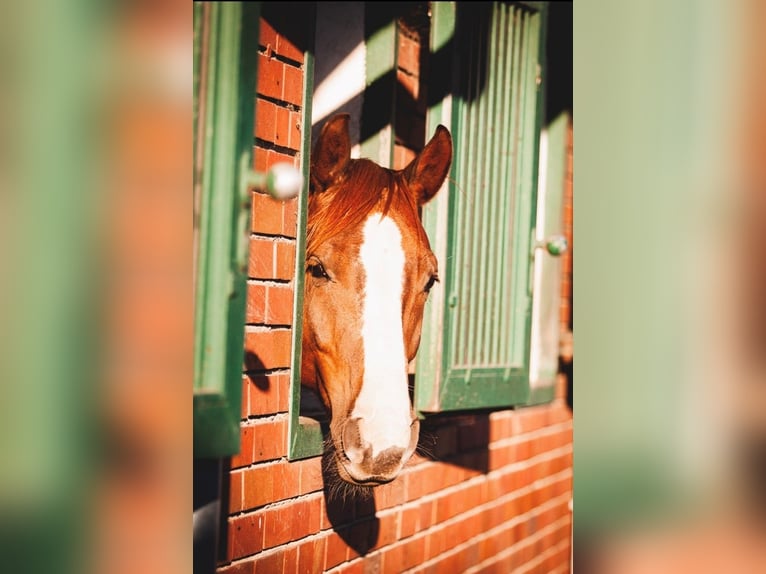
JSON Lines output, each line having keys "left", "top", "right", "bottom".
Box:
{"left": 537, "top": 235, "right": 567, "bottom": 256}
{"left": 247, "top": 163, "right": 303, "bottom": 200}
{"left": 265, "top": 163, "right": 303, "bottom": 200}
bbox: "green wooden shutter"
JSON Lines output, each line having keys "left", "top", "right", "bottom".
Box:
{"left": 416, "top": 1, "right": 546, "bottom": 412}
{"left": 193, "top": 2, "right": 260, "bottom": 457}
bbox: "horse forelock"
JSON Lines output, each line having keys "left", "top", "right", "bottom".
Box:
{"left": 306, "top": 159, "right": 422, "bottom": 254}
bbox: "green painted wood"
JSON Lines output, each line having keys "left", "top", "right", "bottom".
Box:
{"left": 417, "top": 1, "right": 546, "bottom": 413}
{"left": 193, "top": 2, "right": 260, "bottom": 457}
{"left": 287, "top": 14, "right": 326, "bottom": 460}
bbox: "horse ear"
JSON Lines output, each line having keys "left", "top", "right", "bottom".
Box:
{"left": 403, "top": 125, "right": 452, "bottom": 205}
{"left": 311, "top": 113, "right": 351, "bottom": 193}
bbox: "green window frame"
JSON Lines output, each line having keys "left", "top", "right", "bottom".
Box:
{"left": 416, "top": 1, "right": 551, "bottom": 412}
{"left": 193, "top": 2, "right": 260, "bottom": 457}
{"left": 287, "top": 27, "right": 320, "bottom": 461}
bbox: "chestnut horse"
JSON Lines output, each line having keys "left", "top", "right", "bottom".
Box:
{"left": 301, "top": 114, "right": 452, "bottom": 487}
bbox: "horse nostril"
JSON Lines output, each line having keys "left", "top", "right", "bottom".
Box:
{"left": 341, "top": 418, "right": 367, "bottom": 465}
{"left": 372, "top": 447, "right": 406, "bottom": 475}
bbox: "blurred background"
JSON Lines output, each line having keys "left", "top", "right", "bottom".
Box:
{"left": 0, "top": 0, "right": 764, "bottom": 572}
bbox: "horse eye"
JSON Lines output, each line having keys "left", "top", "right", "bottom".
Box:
{"left": 424, "top": 274, "right": 439, "bottom": 293}
{"left": 308, "top": 261, "right": 330, "bottom": 280}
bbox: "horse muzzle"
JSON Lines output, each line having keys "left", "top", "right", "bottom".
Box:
{"left": 336, "top": 416, "right": 420, "bottom": 485}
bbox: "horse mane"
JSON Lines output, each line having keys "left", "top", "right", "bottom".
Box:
{"left": 306, "top": 158, "right": 420, "bottom": 254}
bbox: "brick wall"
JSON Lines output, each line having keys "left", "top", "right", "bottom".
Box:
{"left": 217, "top": 6, "right": 573, "bottom": 573}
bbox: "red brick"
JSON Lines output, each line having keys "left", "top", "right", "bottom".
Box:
{"left": 228, "top": 471, "right": 244, "bottom": 514}
{"left": 243, "top": 329, "right": 292, "bottom": 370}
{"left": 259, "top": 19, "right": 278, "bottom": 50}
{"left": 489, "top": 411, "right": 512, "bottom": 442}
{"left": 217, "top": 560, "right": 254, "bottom": 574}
{"left": 435, "top": 483, "right": 481, "bottom": 523}
{"left": 297, "top": 457, "right": 323, "bottom": 495}
{"left": 263, "top": 506, "right": 295, "bottom": 549}
{"left": 265, "top": 148, "right": 297, "bottom": 170}
{"left": 297, "top": 536, "right": 326, "bottom": 574}
{"left": 254, "top": 548, "right": 284, "bottom": 574}
{"left": 337, "top": 561, "right": 365, "bottom": 574}
{"left": 405, "top": 462, "right": 450, "bottom": 501}
{"left": 477, "top": 531, "right": 501, "bottom": 562}
{"left": 276, "top": 33, "right": 305, "bottom": 63}
{"left": 245, "top": 372, "right": 290, "bottom": 416}
{"left": 257, "top": 55, "right": 283, "bottom": 100}
{"left": 242, "top": 466, "right": 274, "bottom": 510}
{"left": 267, "top": 283, "right": 294, "bottom": 325}
{"left": 251, "top": 417, "right": 288, "bottom": 461}
{"left": 231, "top": 425, "right": 255, "bottom": 468}
{"left": 401, "top": 536, "right": 426, "bottom": 571}
{"left": 283, "top": 545, "right": 299, "bottom": 573}
{"left": 306, "top": 493, "right": 323, "bottom": 535}
{"left": 242, "top": 461, "right": 300, "bottom": 510}
{"left": 263, "top": 498, "right": 320, "bottom": 549}
{"left": 399, "top": 505, "right": 419, "bottom": 539}
{"left": 282, "top": 64, "right": 303, "bottom": 107}
{"left": 324, "top": 531, "right": 349, "bottom": 569}
{"left": 425, "top": 528, "right": 447, "bottom": 559}
{"left": 275, "top": 241, "right": 296, "bottom": 280}
{"left": 255, "top": 99, "right": 276, "bottom": 141}
{"left": 319, "top": 495, "right": 331, "bottom": 531}
{"left": 275, "top": 105, "right": 291, "bottom": 148}
{"left": 418, "top": 500, "right": 435, "bottom": 530}
{"left": 246, "top": 282, "right": 267, "bottom": 324}
{"left": 228, "top": 513, "right": 264, "bottom": 560}
{"left": 288, "top": 111, "right": 302, "bottom": 150}
{"left": 374, "top": 475, "right": 406, "bottom": 510}
{"left": 251, "top": 191, "right": 283, "bottom": 235}
{"left": 248, "top": 237, "right": 275, "bottom": 279}
{"left": 283, "top": 197, "right": 298, "bottom": 237}
{"left": 373, "top": 511, "right": 400, "bottom": 550}
{"left": 382, "top": 544, "right": 404, "bottom": 574}
{"left": 241, "top": 377, "right": 250, "bottom": 419}
{"left": 286, "top": 495, "right": 321, "bottom": 540}
{"left": 253, "top": 146, "right": 269, "bottom": 172}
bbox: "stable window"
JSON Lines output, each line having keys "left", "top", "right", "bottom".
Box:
{"left": 288, "top": 1, "right": 565, "bottom": 459}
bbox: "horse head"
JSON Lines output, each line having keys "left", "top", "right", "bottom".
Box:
{"left": 301, "top": 114, "right": 452, "bottom": 486}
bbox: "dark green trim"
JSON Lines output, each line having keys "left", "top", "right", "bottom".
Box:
{"left": 288, "top": 4, "right": 324, "bottom": 461}
{"left": 193, "top": 3, "right": 260, "bottom": 458}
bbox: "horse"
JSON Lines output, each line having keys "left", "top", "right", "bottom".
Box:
{"left": 301, "top": 114, "right": 452, "bottom": 488}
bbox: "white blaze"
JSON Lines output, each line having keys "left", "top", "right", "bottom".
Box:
{"left": 353, "top": 214, "right": 411, "bottom": 456}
